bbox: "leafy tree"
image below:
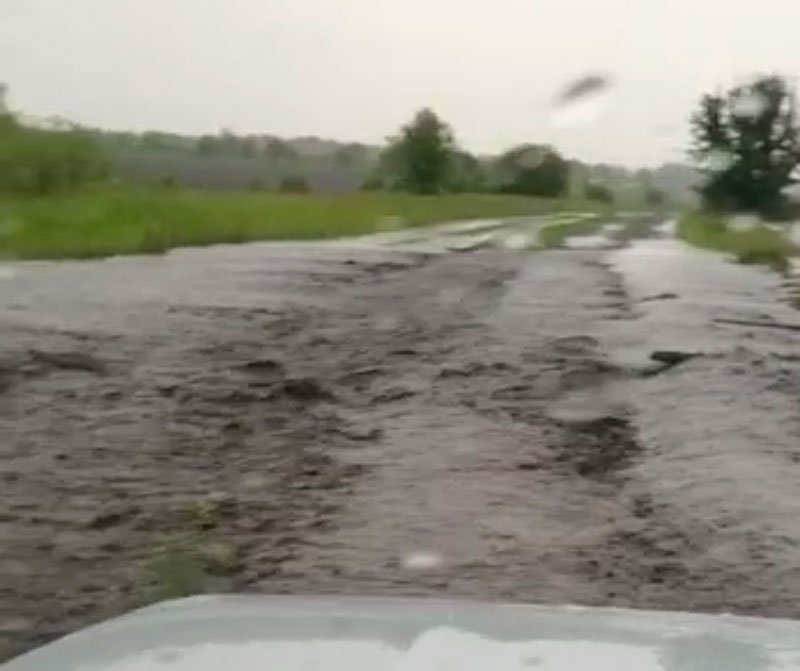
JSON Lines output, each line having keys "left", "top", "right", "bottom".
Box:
{"left": 0, "top": 112, "right": 109, "bottom": 194}
{"left": 494, "top": 144, "right": 569, "bottom": 197}
{"left": 381, "top": 108, "right": 456, "bottom": 194}
{"left": 690, "top": 74, "right": 800, "bottom": 217}
{"left": 449, "top": 151, "right": 486, "bottom": 192}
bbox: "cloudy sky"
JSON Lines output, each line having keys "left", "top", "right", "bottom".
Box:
{"left": 1, "top": 0, "right": 798, "bottom": 167}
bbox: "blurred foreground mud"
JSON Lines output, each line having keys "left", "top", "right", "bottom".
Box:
{"left": 2, "top": 225, "right": 800, "bottom": 660}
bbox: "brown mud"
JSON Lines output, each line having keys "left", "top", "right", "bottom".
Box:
{"left": 1, "top": 224, "right": 800, "bottom": 661}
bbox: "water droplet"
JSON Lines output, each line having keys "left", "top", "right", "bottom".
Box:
{"left": 728, "top": 214, "right": 760, "bottom": 231}
{"left": 551, "top": 74, "right": 613, "bottom": 127}
{"left": 402, "top": 551, "right": 443, "bottom": 570}
{"left": 501, "top": 233, "right": 533, "bottom": 250}
{"left": 731, "top": 91, "right": 767, "bottom": 119}
{"left": 780, "top": 183, "right": 800, "bottom": 198}
{"left": 517, "top": 146, "right": 546, "bottom": 169}
{"left": 707, "top": 149, "right": 735, "bottom": 172}
{"left": 556, "top": 74, "right": 611, "bottom": 104}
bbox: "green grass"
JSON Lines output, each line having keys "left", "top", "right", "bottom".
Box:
{"left": 0, "top": 185, "right": 606, "bottom": 260}
{"left": 146, "top": 540, "right": 208, "bottom": 601}
{"left": 537, "top": 215, "right": 606, "bottom": 248}
{"left": 677, "top": 211, "right": 796, "bottom": 272}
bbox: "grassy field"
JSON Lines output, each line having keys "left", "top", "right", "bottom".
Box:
{"left": 677, "top": 211, "right": 796, "bottom": 272}
{"left": 0, "top": 186, "right": 608, "bottom": 260}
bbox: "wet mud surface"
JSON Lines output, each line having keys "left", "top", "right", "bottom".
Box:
{"left": 2, "top": 222, "right": 800, "bottom": 661}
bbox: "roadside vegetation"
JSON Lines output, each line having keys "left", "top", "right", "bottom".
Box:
{"left": 678, "top": 211, "right": 795, "bottom": 272}
{"left": 0, "top": 188, "right": 602, "bottom": 259}
{"left": 681, "top": 74, "right": 800, "bottom": 271}
{"left": 0, "top": 88, "right": 672, "bottom": 260}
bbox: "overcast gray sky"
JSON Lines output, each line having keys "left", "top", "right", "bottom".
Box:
{"left": 1, "top": 0, "right": 798, "bottom": 167}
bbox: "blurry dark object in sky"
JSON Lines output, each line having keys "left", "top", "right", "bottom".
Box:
{"left": 554, "top": 74, "right": 613, "bottom": 107}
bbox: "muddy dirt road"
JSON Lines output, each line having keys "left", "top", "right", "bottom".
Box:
{"left": 2, "top": 218, "right": 800, "bottom": 661}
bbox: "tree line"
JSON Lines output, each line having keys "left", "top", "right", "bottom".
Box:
{"left": 0, "top": 111, "right": 108, "bottom": 195}
{"left": 363, "top": 108, "right": 611, "bottom": 200}
{"left": 11, "top": 71, "right": 798, "bottom": 211}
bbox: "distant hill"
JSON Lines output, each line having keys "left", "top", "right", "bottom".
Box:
{"left": 85, "top": 127, "right": 700, "bottom": 200}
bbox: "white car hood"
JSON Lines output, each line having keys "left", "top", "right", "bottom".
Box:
{"left": 5, "top": 595, "right": 800, "bottom": 670}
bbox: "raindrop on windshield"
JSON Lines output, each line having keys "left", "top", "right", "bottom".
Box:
{"left": 402, "top": 551, "right": 444, "bottom": 570}
{"left": 551, "top": 74, "right": 613, "bottom": 127}
{"left": 728, "top": 214, "right": 760, "bottom": 231}
{"left": 731, "top": 91, "right": 767, "bottom": 119}
{"left": 707, "top": 148, "right": 735, "bottom": 172}
{"left": 517, "top": 146, "right": 546, "bottom": 169}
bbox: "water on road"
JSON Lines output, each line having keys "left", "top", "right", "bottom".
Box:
{"left": 1, "top": 216, "right": 800, "bottom": 661}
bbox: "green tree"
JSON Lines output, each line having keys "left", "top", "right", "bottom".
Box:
{"left": 382, "top": 108, "right": 456, "bottom": 194}
{"left": 494, "top": 144, "right": 569, "bottom": 197}
{"left": 449, "top": 151, "right": 486, "bottom": 192}
{"left": 0, "top": 112, "right": 109, "bottom": 194}
{"left": 690, "top": 74, "right": 800, "bottom": 217}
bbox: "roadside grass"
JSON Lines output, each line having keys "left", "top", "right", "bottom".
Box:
{"left": 143, "top": 496, "right": 245, "bottom": 602}
{"left": 537, "top": 215, "right": 606, "bottom": 248}
{"left": 678, "top": 211, "right": 796, "bottom": 273}
{"left": 0, "top": 185, "right": 608, "bottom": 260}
{"left": 146, "top": 539, "right": 208, "bottom": 601}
